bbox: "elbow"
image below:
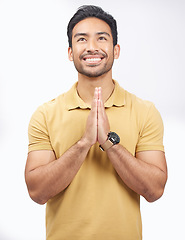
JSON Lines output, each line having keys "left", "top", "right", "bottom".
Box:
{"left": 143, "top": 176, "right": 167, "bottom": 203}
{"left": 144, "top": 173, "right": 168, "bottom": 203}
{"left": 25, "top": 173, "right": 48, "bottom": 205}
{"left": 28, "top": 189, "right": 47, "bottom": 205}
{"left": 25, "top": 177, "right": 48, "bottom": 205}
{"left": 144, "top": 187, "right": 165, "bottom": 203}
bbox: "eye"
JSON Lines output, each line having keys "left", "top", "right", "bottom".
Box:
{"left": 77, "top": 37, "right": 86, "bottom": 42}
{"left": 99, "top": 36, "right": 107, "bottom": 41}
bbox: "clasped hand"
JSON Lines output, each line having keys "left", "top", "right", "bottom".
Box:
{"left": 83, "top": 87, "right": 110, "bottom": 147}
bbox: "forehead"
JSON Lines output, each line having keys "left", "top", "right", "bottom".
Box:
{"left": 72, "top": 17, "right": 112, "bottom": 37}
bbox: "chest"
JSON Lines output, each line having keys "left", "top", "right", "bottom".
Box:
{"left": 48, "top": 106, "right": 139, "bottom": 158}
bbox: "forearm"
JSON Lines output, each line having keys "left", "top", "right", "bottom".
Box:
{"left": 106, "top": 144, "right": 167, "bottom": 202}
{"left": 26, "top": 138, "right": 91, "bottom": 204}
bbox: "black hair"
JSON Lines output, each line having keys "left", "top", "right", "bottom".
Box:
{"left": 67, "top": 5, "right": 118, "bottom": 48}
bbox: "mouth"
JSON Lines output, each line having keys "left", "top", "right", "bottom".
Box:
{"left": 82, "top": 54, "right": 106, "bottom": 65}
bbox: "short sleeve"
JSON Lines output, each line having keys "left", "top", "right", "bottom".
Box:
{"left": 136, "top": 104, "right": 164, "bottom": 152}
{"left": 28, "top": 105, "right": 53, "bottom": 153}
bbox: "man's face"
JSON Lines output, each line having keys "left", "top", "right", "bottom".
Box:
{"left": 68, "top": 17, "right": 120, "bottom": 78}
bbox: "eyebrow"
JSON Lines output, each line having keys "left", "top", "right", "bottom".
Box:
{"left": 97, "top": 32, "right": 111, "bottom": 37}
{"left": 74, "top": 33, "right": 88, "bottom": 38}
{"left": 74, "top": 32, "right": 111, "bottom": 38}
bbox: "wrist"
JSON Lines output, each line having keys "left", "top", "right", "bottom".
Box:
{"left": 98, "top": 134, "right": 108, "bottom": 145}
{"left": 79, "top": 136, "right": 94, "bottom": 149}
{"left": 99, "top": 131, "right": 120, "bottom": 151}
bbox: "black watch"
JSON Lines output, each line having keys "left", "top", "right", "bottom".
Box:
{"left": 99, "top": 132, "right": 120, "bottom": 151}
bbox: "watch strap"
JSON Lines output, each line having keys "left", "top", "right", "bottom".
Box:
{"left": 99, "top": 139, "right": 113, "bottom": 151}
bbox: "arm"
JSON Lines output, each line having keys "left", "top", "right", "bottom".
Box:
{"left": 106, "top": 146, "right": 167, "bottom": 202}
{"left": 25, "top": 140, "right": 89, "bottom": 205}
{"left": 97, "top": 87, "right": 167, "bottom": 202}
{"left": 25, "top": 92, "right": 98, "bottom": 205}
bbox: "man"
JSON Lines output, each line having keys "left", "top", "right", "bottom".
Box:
{"left": 25, "top": 5, "right": 167, "bottom": 240}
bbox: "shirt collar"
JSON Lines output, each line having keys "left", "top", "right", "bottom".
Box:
{"left": 65, "top": 80, "right": 125, "bottom": 110}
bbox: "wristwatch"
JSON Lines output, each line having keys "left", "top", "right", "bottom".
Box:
{"left": 99, "top": 131, "right": 120, "bottom": 151}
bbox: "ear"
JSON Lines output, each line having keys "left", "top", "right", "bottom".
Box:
{"left": 68, "top": 47, "right": 73, "bottom": 61}
{"left": 114, "top": 44, "right": 120, "bottom": 59}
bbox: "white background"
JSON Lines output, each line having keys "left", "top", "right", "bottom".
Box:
{"left": 0, "top": 0, "right": 184, "bottom": 239}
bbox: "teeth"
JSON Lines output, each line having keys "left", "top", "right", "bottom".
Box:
{"left": 85, "top": 58, "right": 101, "bottom": 62}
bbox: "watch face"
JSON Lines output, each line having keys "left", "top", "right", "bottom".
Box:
{"left": 108, "top": 132, "right": 120, "bottom": 145}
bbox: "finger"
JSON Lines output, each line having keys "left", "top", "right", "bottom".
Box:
{"left": 97, "top": 100, "right": 109, "bottom": 144}
{"left": 91, "top": 98, "right": 97, "bottom": 114}
{"left": 97, "top": 98, "right": 104, "bottom": 121}
{"left": 91, "top": 88, "right": 98, "bottom": 111}
{"left": 100, "top": 97, "right": 105, "bottom": 113}
{"left": 98, "top": 87, "right": 102, "bottom": 101}
{"left": 97, "top": 90, "right": 105, "bottom": 117}
{"left": 94, "top": 87, "right": 98, "bottom": 100}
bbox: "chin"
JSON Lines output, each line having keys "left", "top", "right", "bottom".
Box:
{"left": 77, "top": 66, "right": 112, "bottom": 78}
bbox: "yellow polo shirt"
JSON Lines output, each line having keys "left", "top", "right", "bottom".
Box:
{"left": 28, "top": 80, "right": 164, "bottom": 240}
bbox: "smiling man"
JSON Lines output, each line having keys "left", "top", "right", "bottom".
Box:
{"left": 25, "top": 5, "right": 167, "bottom": 240}
{"left": 69, "top": 17, "right": 118, "bottom": 79}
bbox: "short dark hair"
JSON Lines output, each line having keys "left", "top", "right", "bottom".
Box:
{"left": 67, "top": 5, "right": 118, "bottom": 48}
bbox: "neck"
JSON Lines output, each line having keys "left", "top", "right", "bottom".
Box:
{"left": 77, "top": 70, "right": 115, "bottom": 105}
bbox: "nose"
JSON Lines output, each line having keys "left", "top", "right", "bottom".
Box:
{"left": 86, "top": 39, "right": 99, "bottom": 53}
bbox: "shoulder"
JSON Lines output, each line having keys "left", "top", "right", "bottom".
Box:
{"left": 44, "top": 92, "right": 66, "bottom": 111}
{"left": 32, "top": 90, "right": 70, "bottom": 118}
{"left": 28, "top": 94, "right": 66, "bottom": 132}
{"left": 118, "top": 89, "right": 165, "bottom": 152}
{"left": 123, "top": 89, "right": 156, "bottom": 118}
{"left": 124, "top": 90, "right": 152, "bottom": 108}
{"left": 121, "top": 88, "right": 163, "bottom": 131}
{"left": 29, "top": 82, "right": 78, "bottom": 128}
{"left": 35, "top": 82, "right": 78, "bottom": 115}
